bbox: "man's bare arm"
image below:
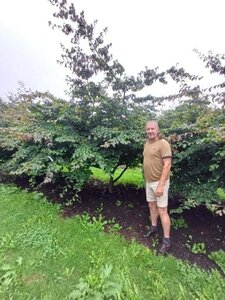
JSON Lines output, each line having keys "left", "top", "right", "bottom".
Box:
{"left": 155, "top": 157, "right": 172, "bottom": 197}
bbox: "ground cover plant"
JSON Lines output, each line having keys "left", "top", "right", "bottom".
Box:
{"left": 1, "top": 183, "right": 225, "bottom": 299}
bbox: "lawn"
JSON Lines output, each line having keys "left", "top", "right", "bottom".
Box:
{"left": 0, "top": 183, "right": 225, "bottom": 299}
{"left": 91, "top": 167, "right": 145, "bottom": 188}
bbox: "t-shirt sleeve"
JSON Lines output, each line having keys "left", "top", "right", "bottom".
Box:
{"left": 161, "top": 140, "right": 172, "bottom": 158}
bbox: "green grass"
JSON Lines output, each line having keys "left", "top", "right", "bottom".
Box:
{"left": 0, "top": 183, "right": 225, "bottom": 299}
{"left": 209, "top": 250, "right": 225, "bottom": 275}
{"left": 91, "top": 167, "right": 145, "bottom": 188}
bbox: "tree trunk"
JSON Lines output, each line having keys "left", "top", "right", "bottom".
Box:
{"left": 109, "top": 175, "right": 114, "bottom": 193}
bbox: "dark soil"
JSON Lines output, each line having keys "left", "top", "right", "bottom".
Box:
{"left": 15, "top": 179, "right": 225, "bottom": 271}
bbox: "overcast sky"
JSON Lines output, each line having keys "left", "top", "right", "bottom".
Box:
{"left": 0, "top": 0, "right": 224, "bottom": 100}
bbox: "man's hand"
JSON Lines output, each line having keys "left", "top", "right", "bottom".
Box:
{"left": 155, "top": 185, "right": 164, "bottom": 197}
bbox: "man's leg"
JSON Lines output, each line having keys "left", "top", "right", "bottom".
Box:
{"left": 148, "top": 201, "right": 158, "bottom": 226}
{"left": 143, "top": 201, "right": 158, "bottom": 237}
{"left": 158, "top": 206, "right": 171, "bottom": 254}
{"left": 143, "top": 182, "right": 159, "bottom": 237}
{"left": 158, "top": 207, "right": 170, "bottom": 238}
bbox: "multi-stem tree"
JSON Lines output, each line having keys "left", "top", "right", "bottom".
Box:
{"left": 48, "top": 0, "right": 198, "bottom": 191}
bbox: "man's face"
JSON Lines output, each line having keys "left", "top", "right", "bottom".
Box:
{"left": 146, "top": 122, "right": 159, "bottom": 141}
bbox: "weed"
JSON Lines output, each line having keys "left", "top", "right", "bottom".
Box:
{"left": 78, "top": 213, "right": 108, "bottom": 232}
{"left": 191, "top": 242, "right": 206, "bottom": 255}
{"left": 115, "top": 200, "right": 122, "bottom": 207}
{"left": 0, "top": 233, "right": 15, "bottom": 250}
{"left": 171, "top": 216, "right": 188, "bottom": 229}
{"left": 33, "top": 191, "right": 47, "bottom": 201}
{"left": 68, "top": 264, "right": 126, "bottom": 300}
{"left": 186, "top": 236, "right": 206, "bottom": 254}
{"left": 95, "top": 203, "right": 104, "bottom": 215}
{"left": 127, "top": 202, "right": 134, "bottom": 209}
{"left": 216, "top": 224, "right": 222, "bottom": 233}
{"left": 151, "top": 238, "right": 159, "bottom": 248}
{"left": 78, "top": 212, "right": 123, "bottom": 234}
{"left": 0, "top": 257, "right": 22, "bottom": 294}
{"left": 64, "top": 199, "right": 75, "bottom": 207}
{"left": 109, "top": 222, "right": 123, "bottom": 233}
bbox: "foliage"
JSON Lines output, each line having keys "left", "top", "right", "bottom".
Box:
{"left": 68, "top": 264, "right": 128, "bottom": 300}
{"left": 157, "top": 50, "right": 225, "bottom": 212}
{"left": 77, "top": 212, "right": 121, "bottom": 233}
{"left": 191, "top": 243, "right": 207, "bottom": 255}
{"left": 0, "top": 88, "right": 92, "bottom": 194}
{"left": 171, "top": 217, "right": 188, "bottom": 230}
{"left": 0, "top": 0, "right": 225, "bottom": 211}
{"left": 185, "top": 235, "right": 206, "bottom": 255}
{"left": 46, "top": 0, "right": 201, "bottom": 192}
{"left": 0, "top": 86, "right": 146, "bottom": 194}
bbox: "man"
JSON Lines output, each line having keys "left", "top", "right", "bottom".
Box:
{"left": 143, "top": 120, "right": 172, "bottom": 254}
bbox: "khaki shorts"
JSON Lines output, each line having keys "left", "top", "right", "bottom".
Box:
{"left": 145, "top": 179, "right": 170, "bottom": 208}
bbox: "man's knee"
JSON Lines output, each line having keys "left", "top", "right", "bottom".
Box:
{"left": 148, "top": 201, "right": 157, "bottom": 209}
{"left": 158, "top": 206, "right": 168, "bottom": 216}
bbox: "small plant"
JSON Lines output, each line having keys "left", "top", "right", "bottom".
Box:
{"left": 95, "top": 203, "right": 104, "bottom": 215}
{"left": 64, "top": 199, "right": 75, "bottom": 207}
{"left": 79, "top": 213, "right": 108, "bottom": 232}
{"left": 33, "top": 191, "right": 47, "bottom": 201}
{"left": 209, "top": 204, "right": 225, "bottom": 216}
{"left": 191, "top": 242, "right": 206, "bottom": 255}
{"left": 0, "top": 258, "right": 22, "bottom": 293}
{"left": 0, "top": 233, "right": 15, "bottom": 249}
{"left": 151, "top": 238, "right": 159, "bottom": 248}
{"left": 127, "top": 202, "right": 134, "bottom": 208}
{"left": 109, "top": 222, "right": 123, "bottom": 233}
{"left": 216, "top": 224, "right": 222, "bottom": 233}
{"left": 115, "top": 200, "right": 122, "bottom": 207}
{"left": 186, "top": 236, "right": 206, "bottom": 254}
{"left": 68, "top": 264, "right": 125, "bottom": 300}
{"left": 171, "top": 216, "right": 188, "bottom": 229}
{"left": 107, "top": 217, "right": 123, "bottom": 233}
{"left": 185, "top": 235, "right": 192, "bottom": 250}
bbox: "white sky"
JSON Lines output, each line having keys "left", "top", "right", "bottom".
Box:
{"left": 0, "top": 0, "right": 224, "bottom": 100}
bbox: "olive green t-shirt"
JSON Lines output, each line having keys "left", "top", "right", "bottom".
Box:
{"left": 143, "top": 138, "right": 172, "bottom": 182}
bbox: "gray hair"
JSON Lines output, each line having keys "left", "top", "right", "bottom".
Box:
{"left": 146, "top": 120, "right": 159, "bottom": 130}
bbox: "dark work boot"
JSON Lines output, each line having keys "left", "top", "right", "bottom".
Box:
{"left": 143, "top": 226, "right": 158, "bottom": 238}
{"left": 158, "top": 237, "right": 171, "bottom": 255}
